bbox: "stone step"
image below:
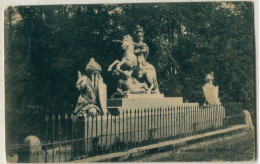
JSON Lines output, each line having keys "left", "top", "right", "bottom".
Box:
{"left": 112, "top": 93, "right": 165, "bottom": 99}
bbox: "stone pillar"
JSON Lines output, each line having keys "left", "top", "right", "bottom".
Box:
{"left": 19, "top": 135, "right": 42, "bottom": 163}
{"left": 243, "top": 110, "right": 254, "bottom": 133}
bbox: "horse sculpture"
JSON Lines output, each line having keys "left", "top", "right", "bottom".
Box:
{"left": 108, "top": 34, "right": 160, "bottom": 95}
{"left": 108, "top": 35, "right": 137, "bottom": 72}
{"left": 136, "top": 63, "right": 160, "bottom": 94}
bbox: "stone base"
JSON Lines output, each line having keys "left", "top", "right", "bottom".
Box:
{"left": 111, "top": 93, "right": 165, "bottom": 99}
{"left": 107, "top": 94, "right": 193, "bottom": 108}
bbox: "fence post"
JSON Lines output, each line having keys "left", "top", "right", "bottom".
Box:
{"left": 157, "top": 107, "right": 159, "bottom": 141}
{"left": 198, "top": 106, "right": 201, "bottom": 132}
{"left": 173, "top": 106, "right": 176, "bottom": 137}
{"left": 105, "top": 111, "right": 109, "bottom": 152}
{"left": 126, "top": 109, "right": 129, "bottom": 149}
{"left": 118, "top": 110, "right": 121, "bottom": 151}
{"left": 134, "top": 109, "right": 136, "bottom": 146}
{"left": 114, "top": 112, "right": 117, "bottom": 151}
{"left": 58, "top": 114, "right": 61, "bottom": 162}
{"left": 147, "top": 107, "right": 150, "bottom": 144}
{"left": 70, "top": 114, "right": 74, "bottom": 160}
{"left": 170, "top": 106, "right": 173, "bottom": 138}
{"left": 159, "top": 107, "right": 162, "bottom": 141}
{"left": 177, "top": 105, "right": 180, "bottom": 137}
{"left": 166, "top": 107, "right": 169, "bottom": 139}
{"left": 129, "top": 109, "right": 132, "bottom": 148}
{"left": 184, "top": 106, "right": 186, "bottom": 136}
{"left": 137, "top": 109, "right": 140, "bottom": 146}
{"left": 86, "top": 114, "right": 89, "bottom": 156}
{"left": 65, "top": 114, "right": 68, "bottom": 161}
{"left": 144, "top": 108, "right": 147, "bottom": 144}
{"left": 52, "top": 114, "right": 55, "bottom": 162}
{"left": 122, "top": 110, "right": 125, "bottom": 147}
{"left": 141, "top": 109, "right": 143, "bottom": 145}
{"left": 44, "top": 114, "right": 49, "bottom": 163}
{"left": 181, "top": 106, "right": 185, "bottom": 137}
{"left": 101, "top": 113, "right": 103, "bottom": 154}
{"left": 163, "top": 106, "right": 165, "bottom": 140}
{"left": 110, "top": 111, "right": 113, "bottom": 152}
{"left": 150, "top": 108, "right": 153, "bottom": 144}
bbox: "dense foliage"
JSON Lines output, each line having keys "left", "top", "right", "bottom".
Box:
{"left": 5, "top": 2, "right": 255, "bottom": 116}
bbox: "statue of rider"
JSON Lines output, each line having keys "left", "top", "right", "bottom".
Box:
{"left": 134, "top": 25, "right": 149, "bottom": 67}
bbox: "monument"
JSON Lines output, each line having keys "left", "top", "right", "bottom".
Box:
{"left": 74, "top": 27, "right": 224, "bottom": 154}
{"left": 107, "top": 25, "right": 198, "bottom": 112}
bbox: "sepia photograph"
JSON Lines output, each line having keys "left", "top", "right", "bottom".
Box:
{"left": 4, "top": 1, "right": 257, "bottom": 163}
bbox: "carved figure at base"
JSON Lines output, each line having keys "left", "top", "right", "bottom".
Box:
{"left": 74, "top": 58, "right": 107, "bottom": 117}
{"left": 134, "top": 63, "right": 160, "bottom": 94}
{"left": 202, "top": 71, "right": 221, "bottom": 105}
{"left": 112, "top": 68, "right": 148, "bottom": 96}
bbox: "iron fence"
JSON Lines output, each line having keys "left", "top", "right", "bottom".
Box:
{"left": 6, "top": 102, "right": 247, "bottom": 163}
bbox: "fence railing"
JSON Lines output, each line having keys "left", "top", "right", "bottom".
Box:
{"left": 6, "top": 102, "right": 246, "bottom": 163}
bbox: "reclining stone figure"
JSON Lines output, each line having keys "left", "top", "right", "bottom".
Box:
{"left": 74, "top": 58, "right": 107, "bottom": 116}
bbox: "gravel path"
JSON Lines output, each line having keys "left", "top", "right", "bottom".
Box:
{"left": 127, "top": 131, "right": 255, "bottom": 162}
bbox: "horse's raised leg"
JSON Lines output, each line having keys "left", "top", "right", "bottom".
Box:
{"left": 116, "top": 58, "right": 127, "bottom": 70}
{"left": 147, "top": 84, "right": 154, "bottom": 94}
{"left": 108, "top": 60, "right": 120, "bottom": 71}
{"left": 145, "top": 71, "right": 155, "bottom": 94}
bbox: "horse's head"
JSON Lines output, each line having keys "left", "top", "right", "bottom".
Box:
{"left": 76, "top": 71, "right": 86, "bottom": 91}
{"left": 137, "top": 66, "right": 145, "bottom": 78}
{"left": 122, "top": 35, "right": 134, "bottom": 51}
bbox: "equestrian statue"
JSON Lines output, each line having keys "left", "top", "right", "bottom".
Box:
{"left": 108, "top": 25, "right": 160, "bottom": 96}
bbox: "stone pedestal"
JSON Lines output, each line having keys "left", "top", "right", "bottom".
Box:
{"left": 107, "top": 94, "right": 198, "bottom": 110}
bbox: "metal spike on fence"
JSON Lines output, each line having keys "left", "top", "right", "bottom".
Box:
{"left": 52, "top": 114, "right": 55, "bottom": 162}
{"left": 65, "top": 113, "right": 68, "bottom": 119}
{"left": 126, "top": 109, "right": 128, "bottom": 113}
{"left": 106, "top": 111, "right": 110, "bottom": 116}
{"left": 130, "top": 109, "right": 132, "bottom": 114}
{"left": 141, "top": 108, "right": 143, "bottom": 145}
{"left": 58, "top": 114, "right": 61, "bottom": 120}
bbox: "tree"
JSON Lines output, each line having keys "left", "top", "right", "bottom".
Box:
{"left": 4, "top": 2, "right": 255, "bottom": 125}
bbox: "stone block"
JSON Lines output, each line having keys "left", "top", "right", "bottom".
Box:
{"left": 108, "top": 97, "right": 184, "bottom": 108}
